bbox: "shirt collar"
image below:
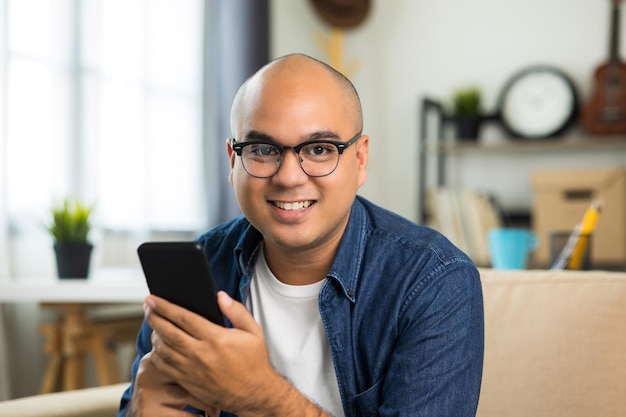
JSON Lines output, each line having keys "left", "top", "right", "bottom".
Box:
{"left": 326, "top": 197, "right": 367, "bottom": 303}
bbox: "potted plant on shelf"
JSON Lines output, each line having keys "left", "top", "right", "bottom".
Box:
{"left": 452, "top": 86, "right": 483, "bottom": 141}
{"left": 47, "top": 198, "right": 94, "bottom": 279}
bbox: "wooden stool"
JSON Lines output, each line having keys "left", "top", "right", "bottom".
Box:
{"left": 38, "top": 303, "right": 143, "bottom": 394}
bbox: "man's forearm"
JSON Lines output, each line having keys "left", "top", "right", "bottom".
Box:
{"left": 236, "top": 374, "right": 333, "bottom": 417}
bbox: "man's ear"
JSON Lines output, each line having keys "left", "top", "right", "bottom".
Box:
{"left": 226, "top": 138, "right": 236, "bottom": 168}
{"left": 226, "top": 138, "right": 236, "bottom": 185}
{"left": 356, "top": 134, "right": 369, "bottom": 188}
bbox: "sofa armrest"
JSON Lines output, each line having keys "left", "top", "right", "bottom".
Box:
{"left": 477, "top": 268, "right": 626, "bottom": 417}
{"left": 0, "top": 383, "right": 128, "bottom": 417}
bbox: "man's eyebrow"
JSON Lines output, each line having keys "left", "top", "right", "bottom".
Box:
{"left": 243, "top": 130, "right": 341, "bottom": 142}
{"left": 307, "top": 130, "right": 341, "bottom": 141}
{"left": 244, "top": 130, "right": 273, "bottom": 141}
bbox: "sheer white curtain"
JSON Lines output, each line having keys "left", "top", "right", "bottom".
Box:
{"left": 81, "top": 0, "right": 205, "bottom": 231}
{"left": 2, "top": 0, "right": 205, "bottom": 277}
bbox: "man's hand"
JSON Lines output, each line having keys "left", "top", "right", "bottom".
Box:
{"left": 128, "top": 350, "right": 218, "bottom": 416}
{"left": 144, "top": 291, "right": 294, "bottom": 416}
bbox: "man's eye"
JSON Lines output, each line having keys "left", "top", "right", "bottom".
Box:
{"left": 248, "top": 145, "right": 279, "bottom": 157}
{"left": 303, "top": 143, "right": 337, "bottom": 158}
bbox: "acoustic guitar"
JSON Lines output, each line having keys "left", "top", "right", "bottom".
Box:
{"left": 581, "top": 0, "right": 626, "bottom": 134}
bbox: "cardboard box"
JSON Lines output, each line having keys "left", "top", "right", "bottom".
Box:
{"left": 531, "top": 167, "right": 626, "bottom": 268}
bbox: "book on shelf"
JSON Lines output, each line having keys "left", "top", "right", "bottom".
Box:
{"left": 426, "top": 187, "right": 503, "bottom": 267}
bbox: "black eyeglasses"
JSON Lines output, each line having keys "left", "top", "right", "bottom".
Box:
{"left": 230, "top": 132, "right": 362, "bottom": 178}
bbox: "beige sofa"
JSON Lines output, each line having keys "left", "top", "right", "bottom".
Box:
{"left": 1, "top": 268, "right": 625, "bottom": 417}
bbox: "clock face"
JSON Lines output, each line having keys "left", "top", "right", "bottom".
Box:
{"left": 498, "top": 66, "right": 579, "bottom": 139}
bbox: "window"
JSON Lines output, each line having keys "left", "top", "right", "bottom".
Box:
{"left": 1, "top": 0, "right": 206, "bottom": 276}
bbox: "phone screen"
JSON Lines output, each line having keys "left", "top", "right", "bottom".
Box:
{"left": 137, "top": 241, "right": 224, "bottom": 326}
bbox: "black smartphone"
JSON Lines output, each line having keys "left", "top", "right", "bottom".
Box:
{"left": 137, "top": 241, "right": 224, "bottom": 326}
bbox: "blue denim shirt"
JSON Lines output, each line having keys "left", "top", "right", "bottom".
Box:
{"left": 119, "top": 196, "right": 484, "bottom": 417}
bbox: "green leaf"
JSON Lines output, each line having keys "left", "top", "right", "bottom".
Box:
{"left": 453, "top": 86, "right": 482, "bottom": 117}
{"left": 46, "top": 198, "right": 93, "bottom": 243}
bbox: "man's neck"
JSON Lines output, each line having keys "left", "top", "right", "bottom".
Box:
{"left": 261, "top": 241, "right": 338, "bottom": 286}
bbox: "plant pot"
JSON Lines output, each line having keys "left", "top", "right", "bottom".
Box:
{"left": 54, "top": 242, "right": 93, "bottom": 279}
{"left": 455, "top": 115, "right": 482, "bottom": 141}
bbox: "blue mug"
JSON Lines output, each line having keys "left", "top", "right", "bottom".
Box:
{"left": 488, "top": 228, "right": 539, "bottom": 270}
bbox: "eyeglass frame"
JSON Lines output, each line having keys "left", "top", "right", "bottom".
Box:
{"left": 230, "top": 131, "right": 362, "bottom": 178}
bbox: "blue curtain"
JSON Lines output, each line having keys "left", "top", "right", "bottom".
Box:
{"left": 203, "top": 0, "right": 270, "bottom": 227}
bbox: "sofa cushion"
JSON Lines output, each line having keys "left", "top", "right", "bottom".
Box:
{"left": 0, "top": 382, "right": 127, "bottom": 417}
{"left": 477, "top": 268, "right": 626, "bottom": 417}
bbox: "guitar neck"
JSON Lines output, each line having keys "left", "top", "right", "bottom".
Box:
{"left": 609, "top": 0, "right": 623, "bottom": 62}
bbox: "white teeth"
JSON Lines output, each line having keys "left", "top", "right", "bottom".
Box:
{"left": 274, "top": 201, "right": 313, "bottom": 211}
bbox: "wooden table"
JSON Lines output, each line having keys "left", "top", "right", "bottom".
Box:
{"left": 0, "top": 268, "right": 149, "bottom": 393}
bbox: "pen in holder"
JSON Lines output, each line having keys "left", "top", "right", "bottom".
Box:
{"left": 550, "top": 231, "right": 592, "bottom": 270}
{"left": 550, "top": 199, "right": 602, "bottom": 270}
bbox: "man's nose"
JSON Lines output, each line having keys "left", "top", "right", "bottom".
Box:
{"left": 273, "top": 149, "right": 308, "bottom": 182}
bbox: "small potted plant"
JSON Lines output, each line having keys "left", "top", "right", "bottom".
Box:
{"left": 452, "top": 86, "right": 482, "bottom": 140}
{"left": 47, "top": 198, "right": 94, "bottom": 279}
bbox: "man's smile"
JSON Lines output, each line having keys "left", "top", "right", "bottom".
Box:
{"left": 271, "top": 200, "right": 315, "bottom": 211}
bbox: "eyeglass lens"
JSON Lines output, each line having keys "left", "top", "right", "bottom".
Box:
{"left": 241, "top": 142, "right": 341, "bottom": 178}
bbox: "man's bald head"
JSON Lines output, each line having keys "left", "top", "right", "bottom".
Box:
{"left": 230, "top": 54, "right": 363, "bottom": 138}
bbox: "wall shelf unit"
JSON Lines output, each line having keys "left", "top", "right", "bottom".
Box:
{"left": 417, "top": 97, "right": 626, "bottom": 224}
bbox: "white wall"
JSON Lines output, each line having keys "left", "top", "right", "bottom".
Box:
{"left": 271, "top": 0, "right": 623, "bottom": 220}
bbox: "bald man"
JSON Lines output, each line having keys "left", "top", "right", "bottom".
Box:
{"left": 119, "top": 53, "right": 483, "bottom": 417}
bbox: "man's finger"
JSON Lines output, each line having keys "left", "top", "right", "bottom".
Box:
{"left": 145, "top": 295, "right": 220, "bottom": 339}
{"left": 217, "top": 291, "right": 261, "bottom": 336}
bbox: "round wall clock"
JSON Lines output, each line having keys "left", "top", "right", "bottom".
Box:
{"left": 497, "top": 65, "right": 579, "bottom": 139}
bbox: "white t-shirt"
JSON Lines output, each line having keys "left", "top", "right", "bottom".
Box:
{"left": 248, "top": 245, "right": 344, "bottom": 417}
